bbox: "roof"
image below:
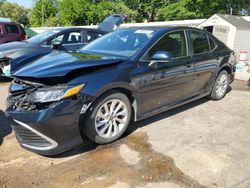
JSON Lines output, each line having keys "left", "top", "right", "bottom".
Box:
{"left": 216, "top": 14, "right": 250, "bottom": 29}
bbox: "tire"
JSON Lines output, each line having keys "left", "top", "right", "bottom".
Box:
{"left": 207, "top": 70, "right": 229, "bottom": 100}
{"left": 83, "top": 91, "right": 132, "bottom": 144}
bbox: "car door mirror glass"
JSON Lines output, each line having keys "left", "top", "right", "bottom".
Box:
{"left": 151, "top": 51, "right": 173, "bottom": 61}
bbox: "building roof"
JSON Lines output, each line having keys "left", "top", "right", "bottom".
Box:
{"left": 216, "top": 14, "right": 250, "bottom": 29}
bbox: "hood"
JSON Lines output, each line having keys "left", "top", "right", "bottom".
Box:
{"left": 13, "top": 51, "right": 125, "bottom": 81}
{"left": 97, "top": 14, "right": 127, "bottom": 32}
{"left": 0, "top": 41, "right": 34, "bottom": 52}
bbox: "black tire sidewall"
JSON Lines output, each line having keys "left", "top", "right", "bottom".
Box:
{"left": 83, "top": 91, "right": 132, "bottom": 144}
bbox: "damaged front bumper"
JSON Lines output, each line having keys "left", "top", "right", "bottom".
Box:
{"left": 5, "top": 80, "right": 95, "bottom": 155}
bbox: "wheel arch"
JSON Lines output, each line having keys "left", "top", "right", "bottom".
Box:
{"left": 219, "top": 64, "right": 232, "bottom": 75}
{"left": 79, "top": 84, "right": 139, "bottom": 135}
{"left": 95, "top": 87, "right": 138, "bottom": 122}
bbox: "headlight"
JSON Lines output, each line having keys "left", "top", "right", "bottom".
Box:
{"left": 2, "top": 64, "right": 11, "bottom": 77}
{"left": 32, "top": 84, "right": 85, "bottom": 103}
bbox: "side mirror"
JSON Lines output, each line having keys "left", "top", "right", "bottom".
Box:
{"left": 51, "top": 41, "right": 62, "bottom": 50}
{"left": 151, "top": 51, "right": 173, "bottom": 61}
{"left": 149, "top": 51, "right": 173, "bottom": 68}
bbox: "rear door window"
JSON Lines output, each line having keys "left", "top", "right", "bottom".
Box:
{"left": 68, "top": 32, "right": 82, "bottom": 44}
{"left": 5, "top": 24, "right": 20, "bottom": 34}
{"left": 191, "top": 31, "right": 210, "bottom": 54}
{"left": 209, "top": 37, "right": 216, "bottom": 51}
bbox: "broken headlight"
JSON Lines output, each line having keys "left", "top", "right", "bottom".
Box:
{"left": 32, "top": 84, "right": 85, "bottom": 103}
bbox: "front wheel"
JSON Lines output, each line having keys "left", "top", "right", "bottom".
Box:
{"left": 83, "top": 91, "right": 132, "bottom": 144}
{"left": 208, "top": 70, "right": 229, "bottom": 100}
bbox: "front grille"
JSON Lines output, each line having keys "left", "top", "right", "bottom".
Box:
{"left": 13, "top": 124, "right": 51, "bottom": 148}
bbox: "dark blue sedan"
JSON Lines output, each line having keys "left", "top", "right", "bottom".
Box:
{"left": 0, "top": 14, "right": 126, "bottom": 80}
{"left": 6, "top": 27, "right": 236, "bottom": 155}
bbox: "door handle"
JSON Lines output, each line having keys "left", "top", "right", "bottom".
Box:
{"left": 186, "top": 64, "right": 192, "bottom": 68}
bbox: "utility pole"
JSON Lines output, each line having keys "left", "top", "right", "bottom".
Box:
{"left": 42, "top": 0, "right": 44, "bottom": 26}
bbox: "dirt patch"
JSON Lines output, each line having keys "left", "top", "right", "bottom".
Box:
{"left": 231, "top": 80, "right": 250, "bottom": 91}
{"left": 0, "top": 132, "right": 204, "bottom": 188}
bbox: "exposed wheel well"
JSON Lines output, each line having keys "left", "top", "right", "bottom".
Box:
{"left": 220, "top": 65, "right": 232, "bottom": 75}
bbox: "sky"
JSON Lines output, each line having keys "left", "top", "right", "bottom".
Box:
{"left": 7, "top": 0, "right": 33, "bottom": 8}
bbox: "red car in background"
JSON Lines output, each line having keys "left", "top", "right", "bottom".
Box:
{"left": 0, "top": 20, "right": 27, "bottom": 44}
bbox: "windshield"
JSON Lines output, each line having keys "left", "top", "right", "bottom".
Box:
{"left": 27, "top": 30, "right": 61, "bottom": 44}
{"left": 80, "top": 29, "right": 156, "bottom": 57}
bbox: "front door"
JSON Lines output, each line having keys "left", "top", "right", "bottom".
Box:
{"left": 137, "top": 30, "right": 194, "bottom": 114}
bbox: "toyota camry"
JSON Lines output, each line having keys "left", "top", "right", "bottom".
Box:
{"left": 6, "top": 27, "right": 236, "bottom": 155}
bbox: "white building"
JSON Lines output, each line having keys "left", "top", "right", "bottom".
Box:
{"left": 198, "top": 14, "right": 250, "bottom": 62}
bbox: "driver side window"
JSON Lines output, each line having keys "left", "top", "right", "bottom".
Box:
{"left": 47, "top": 31, "right": 82, "bottom": 45}
{"left": 48, "top": 35, "right": 64, "bottom": 45}
{"left": 148, "top": 30, "right": 187, "bottom": 59}
{"left": 47, "top": 34, "right": 64, "bottom": 45}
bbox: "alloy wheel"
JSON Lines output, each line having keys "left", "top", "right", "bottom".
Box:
{"left": 95, "top": 99, "right": 128, "bottom": 139}
{"left": 215, "top": 73, "right": 228, "bottom": 97}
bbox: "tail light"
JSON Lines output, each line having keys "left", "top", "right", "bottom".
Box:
{"left": 20, "top": 34, "right": 27, "bottom": 40}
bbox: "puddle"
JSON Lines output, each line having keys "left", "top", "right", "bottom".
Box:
{"left": 0, "top": 132, "right": 205, "bottom": 188}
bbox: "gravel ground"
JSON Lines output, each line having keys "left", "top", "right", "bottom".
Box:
{"left": 0, "top": 80, "right": 249, "bottom": 188}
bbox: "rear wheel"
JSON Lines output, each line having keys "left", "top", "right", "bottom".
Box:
{"left": 208, "top": 70, "right": 229, "bottom": 100}
{"left": 83, "top": 91, "right": 131, "bottom": 144}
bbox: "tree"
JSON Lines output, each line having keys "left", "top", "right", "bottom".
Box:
{"left": 157, "top": 0, "right": 250, "bottom": 21}
{"left": 29, "top": 0, "right": 59, "bottom": 27}
{"left": 60, "top": 0, "right": 136, "bottom": 26}
{"left": 60, "top": 0, "right": 91, "bottom": 26}
{"left": 0, "top": 0, "right": 5, "bottom": 5}
{"left": 125, "top": 0, "right": 172, "bottom": 22}
{"left": 157, "top": 1, "right": 197, "bottom": 21}
{"left": 184, "top": 0, "right": 250, "bottom": 17}
{"left": 86, "top": 0, "right": 136, "bottom": 24}
{"left": 0, "top": 2, "right": 29, "bottom": 25}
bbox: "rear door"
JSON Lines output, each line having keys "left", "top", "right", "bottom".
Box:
{"left": 188, "top": 29, "right": 219, "bottom": 95}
